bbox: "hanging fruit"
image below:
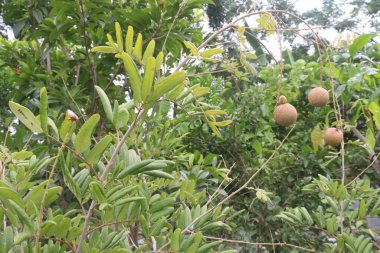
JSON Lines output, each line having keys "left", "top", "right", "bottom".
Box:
{"left": 308, "top": 87, "right": 329, "bottom": 107}
{"left": 324, "top": 127, "right": 343, "bottom": 146}
{"left": 274, "top": 95, "right": 298, "bottom": 126}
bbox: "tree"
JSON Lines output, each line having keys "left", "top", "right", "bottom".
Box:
{"left": 0, "top": 0, "right": 379, "bottom": 252}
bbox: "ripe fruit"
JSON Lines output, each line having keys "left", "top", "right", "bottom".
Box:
{"left": 324, "top": 128, "right": 343, "bottom": 146}
{"left": 308, "top": 87, "right": 329, "bottom": 107}
{"left": 273, "top": 96, "right": 298, "bottom": 126}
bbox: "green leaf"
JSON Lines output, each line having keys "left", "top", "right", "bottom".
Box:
{"left": 311, "top": 125, "right": 324, "bottom": 151}
{"left": 89, "top": 181, "right": 107, "bottom": 203}
{"left": 118, "top": 52, "right": 143, "bottom": 103}
{"left": 143, "top": 170, "right": 174, "bottom": 180}
{"left": 368, "top": 102, "right": 380, "bottom": 130}
{"left": 142, "top": 57, "right": 156, "bottom": 100}
{"left": 204, "top": 110, "right": 226, "bottom": 116}
{"left": 9, "top": 200, "right": 34, "bottom": 230}
{"left": 365, "top": 128, "right": 375, "bottom": 152}
{"left": 133, "top": 33, "right": 143, "bottom": 63}
{"left": 74, "top": 114, "right": 100, "bottom": 153}
{"left": 9, "top": 101, "right": 43, "bottom": 133}
{"left": 192, "top": 87, "right": 210, "bottom": 97}
{"left": 213, "top": 120, "right": 233, "bottom": 127}
{"left": 86, "top": 135, "right": 112, "bottom": 165}
{"left": 142, "top": 40, "right": 155, "bottom": 65}
{"left": 349, "top": 33, "right": 376, "bottom": 56}
{"left": 91, "top": 46, "right": 118, "bottom": 54}
{"left": 117, "top": 159, "right": 155, "bottom": 179}
{"left": 184, "top": 41, "right": 198, "bottom": 56}
{"left": 125, "top": 26, "right": 134, "bottom": 54}
{"left": 95, "top": 85, "right": 113, "bottom": 122}
{"left": 155, "top": 51, "right": 164, "bottom": 72}
{"left": 40, "top": 87, "right": 48, "bottom": 134}
{"left": 201, "top": 48, "right": 224, "bottom": 58}
{"left": 115, "top": 22, "right": 123, "bottom": 51}
{"left": 256, "top": 13, "right": 276, "bottom": 35}
{"left": 0, "top": 187, "right": 24, "bottom": 207}
{"left": 170, "top": 228, "right": 181, "bottom": 251}
{"left": 358, "top": 199, "right": 367, "bottom": 219}
{"left": 149, "top": 71, "right": 186, "bottom": 103}
{"left": 12, "top": 150, "right": 33, "bottom": 160}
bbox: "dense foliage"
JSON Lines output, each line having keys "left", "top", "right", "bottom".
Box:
{"left": 0, "top": 0, "right": 379, "bottom": 252}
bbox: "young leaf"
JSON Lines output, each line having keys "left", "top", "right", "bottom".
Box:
{"left": 95, "top": 85, "right": 113, "bottom": 122}
{"left": 141, "top": 57, "right": 156, "bottom": 100}
{"left": 184, "top": 41, "right": 198, "bottom": 56}
{"left": 91, "top": 46, "right": 118, "bottom": 54}
{"left": 115, "top": 22, "right": 123, "bottom": 51}
{"left": 118, "top": 52, "right": 143, "bottom": 103}
{"left": 106, "top": 33, "right": 117, "bottom": 48}
{"left": 155, "top": 51, "right": 164, "bottom": 72}
{"left": 192, "top": 87, "right": 210, "bottom": 97}
{"left": 201, "top": 48, "right": 224, "bottom": 58}
{"left": 40, "top": 87, "right": 48, "bottom": 134}
{"left": 143, "top": 170, "right": 174, "bottom": 180}
{"left": 149, "top": 71, "right": 186, "bottom": 102}
{"left": 9, "top": 101, "right": 43, "bottom": 133}
{"left": 85, "top": 135, "right": 112, "bottom": 165}
{"left": 125, "top": 26, "right": 134, "bottom": 54}
{"left": 133, "top": 33, "right": 143, "bottom": 63}
{"left": 142, "top": 40, "right": 155, "bottom": 64}
{"left": 74, "top": 114, "right": 100, "bottom": 153}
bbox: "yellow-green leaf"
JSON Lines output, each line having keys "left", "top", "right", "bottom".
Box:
{"left": 133, "top": 33, "right": 143, "bottom": 63}
{"left": 243, "top": 52, "right": 257, "bottom": 59}
{"left": 204, "top": 110, "right": 226, "bottom": 116}
{"left": 125, "top": 26, "right": 134, "bottom": 54}
{"left": 156, "top": 51, "right": 164, "bottom": 72}
{"left": 106, "top": 33, "right": 117, "bottom": 48}
{"left": 118, "top": 52, "right": 143, "bottom": 103}
{"left": 40, "top": 87, "right": 48, "bottom": 134}
{"left": 142, "top": 57, "right": 156, "bottom": 100}
{"left": 256, "top": 13, "right": 276, "bottom": 35}
{"left": 142, "top": 40, "right": 155, "bottom": 65}
{"left": 201, "top": 48, "right": 224, "bottom": 58}
{"left": 74, "top": 114, "right": 100, "bottom": 153}
{"left": 115, "top": 22, "right": 123, "bottom": 51}
{"left": 150, "top": 71, "right": 186, "bottom": 102}
{"left": 85, "top": 135, "right": 112, "bottom": 165}
{"left": 184, "top": 40, "right": 198, "bottom": 56}
{"left": 91, "top": 46, "right": 118, "bottom": 54}
{"left": 192, "top": 87, "right": 210, "bottom": 97}
{"left": 311, "top": 125, "right": 324, "bottom": 151}
{"left": 95, "top": 85, "right": 113, "bottom": 122}
{"left": 213, "top": 120, "right": 233, "bottom": 127}
{"left": 9, "top": 101, "right": 43, "bottom": 133}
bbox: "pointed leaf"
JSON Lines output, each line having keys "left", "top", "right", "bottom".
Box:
{"left": 133, "top": 33, "right": 143, "bottom": 63}
{"left": 156, "top": 51, "right": 164, "bottom": 72}
{"left": 40, "top": 87, "right": 48, "bottom": 134}
{"left": 142, "top": 40, "right": 155, "bottom": 64}
{"left": 91, "top": 46, "right": 118, "bottom": 54}
{"left": 349, "top": 33, "right": 376, "bottom": 56}
{"left": 95, "top": 85, "right": 113, "bottom": 122}
{"left": 142, "top": 57, "right": 156, "bottom": 100}
{"left": 118, "top": 52, "right": 143, "bottom": 103}
{"left": 149, "top": 71, "right": 186, "bottom": 102}
{"left": 86, "top": 135, "right": 112, "bottom": 164}
{"left": 115, "top": 22, "right": 123, "bottom": 51}
{"left": 184, "top": 41, "right": 198, "bottom": 56}
{"left": 74, "top": 114, "right": 100, "bottom": 153}
{"left": 201, "top": 48, "right": 224, "bottom": 58}
{"left": 9, "top": 101, "right": 43, "bottom": 133}
{"left": 125, "top": 26, "right": 134, "bottom": 54}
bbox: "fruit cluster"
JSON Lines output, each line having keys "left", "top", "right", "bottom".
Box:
{"left": 273, "top": 87, "right": 343, "bottom": 147}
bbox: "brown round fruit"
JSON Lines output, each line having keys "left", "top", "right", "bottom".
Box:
{"left": 274, "top": 103, "right": 298, "bottom": 126}
{"left": 308, "top": 87, "right": 329, "bottom": 107}
{"left": 324, "top": 127, "right": 343, "bottom": 146}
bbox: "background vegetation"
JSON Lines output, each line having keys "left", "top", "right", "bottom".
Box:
{"left": 0, "top": 0, "right": 379, "bottom": 252}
